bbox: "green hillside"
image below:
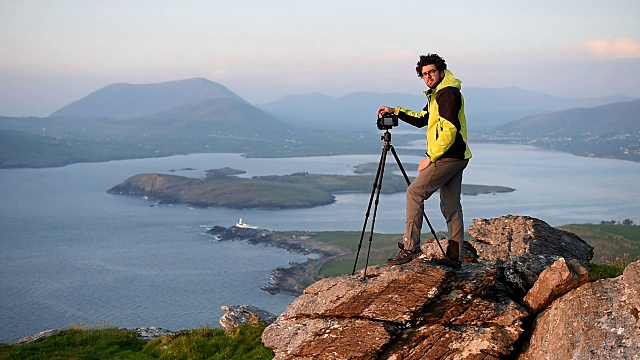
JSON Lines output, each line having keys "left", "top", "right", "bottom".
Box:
{"left": 558, "top": 223, "right": 640, "bottom": 263}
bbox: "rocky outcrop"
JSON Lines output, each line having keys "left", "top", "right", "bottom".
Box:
{"left": 207, "top": 226, "right": 349, "bottom": 296}
{"left": 263, "top": 261, "right": 528, "bottom": 359}
{"left": 519, "top": 260, "right": 640, "bottom": 359}
{"left": 466, "top": 215, "right": 594, "bottom": 264}
{"left": 219, "top": 305, "right": 277, "bottom": 331}
{"left": 14, "top": 327, "right": 175, "bottom": 344}
{"left": 128, "top": 327, "right": 175, "bottom": 341}
{"left": 15, "top": 329, "right": 59, "bottom": 345}
{"left": 262, "top": 215, "right": 639, "bottom": 360}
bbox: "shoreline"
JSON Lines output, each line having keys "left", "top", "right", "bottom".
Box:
{"left": 206, "top": 226, "right": 349, "bottom": 296}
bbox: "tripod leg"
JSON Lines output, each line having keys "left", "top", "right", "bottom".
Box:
{"left": 389, "top": 145, "right": 446, "bottom": 257}
{"left": 362, "top": 145, "right": 389, "bottom": 278}
{"left": 352, "top": 143, "right": 387, "bottom": 275}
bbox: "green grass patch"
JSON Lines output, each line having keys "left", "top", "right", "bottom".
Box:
{"left": 0, "top": 324, "right": 273, "bottom": 360}
{"left": 578, "top": 224, "right": 640, "bottom": 242}
{"left": 588, "top": 256, "right": 632, "bottom": 280}
{"left": 558, "top": 224, "right": 640, "bottom": 263}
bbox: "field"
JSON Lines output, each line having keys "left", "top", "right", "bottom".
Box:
{"left": 558, "top": 224, "right": 640, "bottom": 263}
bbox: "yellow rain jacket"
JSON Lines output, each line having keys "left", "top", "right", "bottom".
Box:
{"left": 394, "top": 69, "right": 472, "bottom": 162}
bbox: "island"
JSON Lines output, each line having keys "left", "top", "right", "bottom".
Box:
{"left": 107, "top": 166, "right": 515, "bottom": 210}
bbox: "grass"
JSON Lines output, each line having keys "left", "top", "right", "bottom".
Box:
{"left": 588, "top": 256, "right": 632, "bottom": 280}
{"left": 558, "top": 223, "right": 639, "bottom": 279}
{"left": 0, "top": 324, "right": 273, "bottom": 360}
{"left": 557, "top": 224, "right": 640, "bottom": 263}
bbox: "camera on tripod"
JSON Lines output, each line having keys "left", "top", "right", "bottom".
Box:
{"left": 377, "top": 113, "right": 399, "bottom": 130}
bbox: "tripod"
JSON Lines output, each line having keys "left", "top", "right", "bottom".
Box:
{"left": 352, "top": 129, "right": 445, "bottom": 278}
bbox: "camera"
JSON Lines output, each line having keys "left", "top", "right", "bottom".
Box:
{"left": 377, "top": 113, "right": 399, "bottom": 130}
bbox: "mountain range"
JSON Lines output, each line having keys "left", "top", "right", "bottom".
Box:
{"left": 43, "top": 77, "right": 636, "bottom": 132}
{"left": 0, "top": 77, "right": 638, "bottom": 168}
{"left": 497, "top": 99, "right": 640, "bottom": 136}
{"left": 257, "top": 87, "right": 636, "bottom": 131}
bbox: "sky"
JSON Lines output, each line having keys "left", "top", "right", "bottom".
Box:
{"left": 1, "top": 0, "right": 639, "bottom": 117}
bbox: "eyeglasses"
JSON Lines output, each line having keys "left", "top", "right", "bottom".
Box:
{"left": 421, "top": 69, "right": 439, "bottom": 78}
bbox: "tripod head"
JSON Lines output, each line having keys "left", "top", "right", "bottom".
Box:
{"left": 381, "top": 129, "right": 392, "bottom": 146}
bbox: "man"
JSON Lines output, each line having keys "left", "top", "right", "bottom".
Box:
{"left": 378, "top": 53, "right": 471, "bottom": 268}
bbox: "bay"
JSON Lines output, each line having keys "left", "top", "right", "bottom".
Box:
{"left": 1, "top": 143, "right": 639, "bottom": 343}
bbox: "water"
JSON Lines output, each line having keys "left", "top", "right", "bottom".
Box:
{"left": 1, "top": 143, "right": 639, "bottom": 342}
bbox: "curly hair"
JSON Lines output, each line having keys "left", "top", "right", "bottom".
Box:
{"left": 415, "top": 53, "right": 447, "bottom": 78}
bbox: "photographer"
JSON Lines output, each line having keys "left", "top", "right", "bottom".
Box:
{"left": 378, "top": 53, "right": 472, "bottom": 268}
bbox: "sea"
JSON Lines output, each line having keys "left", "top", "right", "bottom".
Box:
{"left": 1, "top": 143, "right": 639, "bottom": 343}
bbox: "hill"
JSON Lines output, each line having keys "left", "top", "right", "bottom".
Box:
{"left": 497, "top": 99, "right": 640, "bottom": 136}
{"left": 257, "top": 88, "right": 636, "bottom": 131}
{"left": 49, "top": 78, "right": 248, "bottom": 118}
{"left": 483, "top": 100, "right": 640, "bottom": 162}
{"left": 0, "top": 82, "right": 385, "bottom": 168}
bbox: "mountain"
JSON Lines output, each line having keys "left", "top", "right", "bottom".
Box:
{"left": 124, "top": 97, "right": 296, "bottom": 138}
{"left": 49, "top": 78, "right": 248, "bottom": 118}
{"left": 0, "top": 80, "right": 381, "bottom": 168}
{"left": 257, "top": 92, "right": 424, "bottom": 132}
{"left": 497, "top": 99, "right": 640, "bottom": 136}
{"left": 257, "top": 91, "right": 426, "bottom": 132}
{"left": 258, "top": 88, "right": 636, "bottom": 131}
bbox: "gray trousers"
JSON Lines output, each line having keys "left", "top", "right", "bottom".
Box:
{"left": 403, "top": 158, "right": 469, "bottom": 260}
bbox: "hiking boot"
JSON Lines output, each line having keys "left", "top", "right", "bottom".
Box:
{"left": 435, "top": 256, "right": 462, "bottom": 269}
{"left": 387, "top": 244, "right": 422, "bottom": 266}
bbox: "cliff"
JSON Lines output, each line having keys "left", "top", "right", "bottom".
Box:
{"left": 262, "top": 215, "right": 640, "bottom": 359}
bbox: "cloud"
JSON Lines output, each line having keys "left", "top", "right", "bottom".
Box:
{"left": 584, "top": 38, "right": 640, "bottom": 59}
{"left": 211, "top": 69, "right": 227, "bottom": 78}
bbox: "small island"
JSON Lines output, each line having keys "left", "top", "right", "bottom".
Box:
{"left": 107, "top": 165, "right": 515, "bottom": 210}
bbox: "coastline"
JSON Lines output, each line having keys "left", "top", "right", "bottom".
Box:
{"left": 206, "top": 226, "right": 349, "bottom": 296}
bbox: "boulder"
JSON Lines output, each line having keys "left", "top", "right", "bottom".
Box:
{"left": 219, "top": 305, "right": 277, "bottom": 331}
{"left": 468, "top": 215, "right": 594, "bottom": 264}
{"left": 523, "top": 258, "right": 591, "bottom": 314}
{"left": 518, "top": 259, "right": 640, "bottom": 359}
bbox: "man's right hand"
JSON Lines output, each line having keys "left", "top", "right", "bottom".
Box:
{"left": 418, "top": 157, "right": 432, "bottom": 172}
{"left": 377, "top": 106, "right": 395, "bottom": 117}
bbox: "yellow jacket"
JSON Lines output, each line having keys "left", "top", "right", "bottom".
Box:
{"left": 394, "top": 69, "right": 472, "bottom": 161}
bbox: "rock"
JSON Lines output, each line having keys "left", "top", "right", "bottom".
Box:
{"left": 468, "top": 215, "right": 594, "bottom": 264}
{"left": 264, "top": 317, "right": 393, "bottom": 360}
{"left": 518, "top": 259, "right": 640, "bottom": 359}
{"left": 523, "top": 258, "right": 591, "bottom": 314}
{"left": 15, "top": 329, "right": 59, "bottom": 345}
{"left": 421, "top": 237, "right": 479, "bottom": 262}
{"left": 219, "top": 305, "right": 277, "bottom": 331}
{"left": 263, "top": 260, "right": 529, "bottom": 359}
{"left": 127, "top": 327, "right": 175, "bottom": 341}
